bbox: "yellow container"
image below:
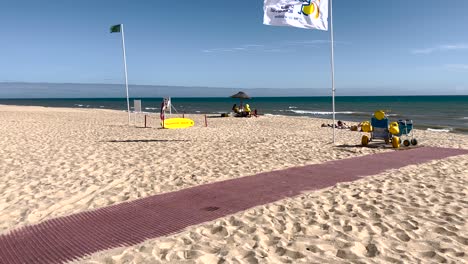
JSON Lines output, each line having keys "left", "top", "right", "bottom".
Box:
{"left": 392, "top": 136, "right": 400, "bottom": 148}
{"left": 374, "top": 110, "right": 385, "bottom": 120}
{"left": 361, "top": 121, "right": 372, "bottom": 132}
{"left": 389, "top": 121, "right": 400, "bottom": 135}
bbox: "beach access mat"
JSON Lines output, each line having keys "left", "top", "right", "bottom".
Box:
{"left": 1, "top": 147, "right": 467, "bottom": 264}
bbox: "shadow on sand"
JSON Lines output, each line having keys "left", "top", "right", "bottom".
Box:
{"left": 105, "top": 139, "right": 189, "bottom": 143}
{"left": 336, "top": 144, "right": 422, "bottom": 150}
{"left": 206, "top": 115, "right": 227, "bottom": 119}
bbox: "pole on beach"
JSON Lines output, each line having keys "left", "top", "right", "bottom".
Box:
{"left": 120, "top": 24, "right": 131, "bottom": 125}
{"left": 329, "top": 0, "right": 336, "bottom": 144}
{"left": 111, "top": 23, "right": 131, "bottom": 125}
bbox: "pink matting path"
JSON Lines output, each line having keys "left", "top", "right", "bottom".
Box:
{"left": 0, "top": 147, "right": 467, "bottom": 264}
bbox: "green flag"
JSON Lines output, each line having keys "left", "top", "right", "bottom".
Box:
{"left": 110, "top": 24, "right": 121, "bottom": 33}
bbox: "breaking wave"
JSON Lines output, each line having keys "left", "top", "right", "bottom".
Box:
{"left": 427, "top": 128, "right": 453, "bottom": 133}
{"left": 289, "top": 110, "right": 357, "bottom": 115}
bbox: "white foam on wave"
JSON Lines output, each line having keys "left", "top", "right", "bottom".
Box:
{"left": 288, "top": 106, "right": 298, "bottom": 109}
{"left": 427, "top": 128, "right": 452, "bottom": 133}
{"left": 75, "top": 104, "right": 84, "bottom": 107}
{"left": 290, "top": 110, "right": 356, "bottom": 115}
{"left": 145, "top": 107, "right": 158, "bottom": 110}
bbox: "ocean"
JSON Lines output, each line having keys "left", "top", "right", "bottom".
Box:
{"left": 1, "top": 96, "right": 467, "bottom": 134}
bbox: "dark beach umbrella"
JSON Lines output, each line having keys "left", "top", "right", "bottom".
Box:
{"left": 230, "top": 91, "right": 251, "bottom": 107}
{"left": 230, "top": 91, "right": 250, "bottom": 99}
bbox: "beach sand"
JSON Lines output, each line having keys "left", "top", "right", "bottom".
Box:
{"left": 0, "top": 105, "right": 466, "bottom": 263}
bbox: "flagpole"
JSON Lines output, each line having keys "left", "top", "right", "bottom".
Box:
{"left": 329, "top": 0, "right": 336, "bottom": 144}
{"left": 120, "top": 24, "right": 131, "bottom": 125}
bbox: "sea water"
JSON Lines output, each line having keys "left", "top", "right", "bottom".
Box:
{"left": 1, "top": 96, "right": 467, "bottom": 134}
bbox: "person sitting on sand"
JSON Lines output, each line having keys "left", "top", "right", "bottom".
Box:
{"left": 321, "top": 120, "right": 350, "bottom": 129}
{"left": 243, "top": 104, "right": 251, "bottom": 117}
{"left": 337, "top": 120, "right": 349, "bottom": 129}
{"left": 232, "top": 104, "right": 240, "bottom": 114}
{"left": 252, "top": 109, "right": 258, "bottom": 117}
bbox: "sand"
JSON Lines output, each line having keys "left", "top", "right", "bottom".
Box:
{"left": 0, "top": 105, "right": 466, "bottom": 263}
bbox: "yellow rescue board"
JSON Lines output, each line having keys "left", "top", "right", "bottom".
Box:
{"left": 162, "top": 118, "right": 195, "bottom": 129}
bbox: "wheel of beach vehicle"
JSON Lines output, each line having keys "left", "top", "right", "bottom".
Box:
{"left": 411, "top": 139, "right": 418, "bottom": 145}
{"left": 403, "top": 139, "right": 410, "bottom": 147}
{"left": 361, "top": 135, "right": 369, "bottom": 146}
{"left": 392, "top": 136, "right": 400, "bottom": 148}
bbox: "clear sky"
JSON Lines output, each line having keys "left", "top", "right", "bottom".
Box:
{"left": 1, "top": 0, "right": 467, "bottom": 95}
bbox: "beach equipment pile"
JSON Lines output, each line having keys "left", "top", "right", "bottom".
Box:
{"left": 361, "top": 110, "right": 418, "bottom": 148}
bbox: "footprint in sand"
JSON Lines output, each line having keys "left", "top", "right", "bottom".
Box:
{"left": 343, "top": 225, "right": 353, "bottom": 232}
{"left": 400, "top": 220, "right": 419, "bottom": 231}
{"left": 275, "top": 246, "right": 305, "bottom": 259}
{"left": 395, "top": 230, "right": 411, "bottom": 242}
{"left": 433, "top": 226, "right": 456, "bottom": 236}
{"left": 365, "top": 243, "right": 379, "bottom": 257}
{"left": 269, "top": 204, "right": 286, "bottom": 212}
{"left": 207, "top": 225, "right": 229, "bottom": 238}
{"left": 305, "top": 244, "right": 323, "bottom": 254}
{"left": 336, "top": 249, "right": 359, "bottom": 260}
{"left": 419, "top": 250, "right": 436, "bottom": 258}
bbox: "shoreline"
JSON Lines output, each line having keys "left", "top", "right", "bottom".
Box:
{"left": 1, "top": 103, "right": 467, "bottom": 135}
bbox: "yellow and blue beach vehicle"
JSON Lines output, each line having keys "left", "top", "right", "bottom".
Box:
{"left": 361, "top": 111, "right": 417, "bottom": 148}
{"left": 361, "top": 110, "right": 398, "bottom": 148}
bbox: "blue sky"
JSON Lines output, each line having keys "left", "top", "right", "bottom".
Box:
{"left": 0, "top": 0, "right": 467, "bottom": 95}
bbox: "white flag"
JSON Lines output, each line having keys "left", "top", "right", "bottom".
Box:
{"left": 264, "top": 0, "right": 328, "bottom": 30}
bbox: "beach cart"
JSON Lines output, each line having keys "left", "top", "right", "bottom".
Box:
{"left": 396, "top": 119, "right": 418, "bottom": 147}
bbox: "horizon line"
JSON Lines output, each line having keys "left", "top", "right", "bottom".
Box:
{"left": 0, "top": 81, "right": 405, "bottom": 91}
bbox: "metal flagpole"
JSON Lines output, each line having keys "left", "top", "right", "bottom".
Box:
{"left": 120, "top": 24, "right": 131, "bottom": 125}
{"left": 329, "top": 0, "right": 336, "bottom": 144}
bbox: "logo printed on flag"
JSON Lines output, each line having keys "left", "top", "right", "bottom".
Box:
{"left": 299, "top": 0, "right": 320, "bottom": 18}
{"left": 264, "top": 0, "right": 328, "bottom": 30}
